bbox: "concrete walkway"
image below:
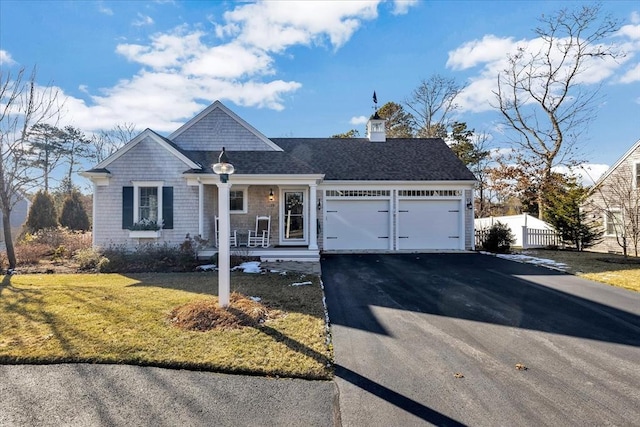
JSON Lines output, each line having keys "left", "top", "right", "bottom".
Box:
{"left": 0, "top": 364, "right": 339, "bottom": 427}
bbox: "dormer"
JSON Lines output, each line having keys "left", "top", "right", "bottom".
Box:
{"left": 366, "top": 111, "right": 386, "bottom": 142}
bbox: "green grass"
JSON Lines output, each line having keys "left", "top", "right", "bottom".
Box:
{"left": 521, "top": 249, "right": 640, "bottom": 292}
{"left": 0, "top": 272, "right": 332, "bottom": 379}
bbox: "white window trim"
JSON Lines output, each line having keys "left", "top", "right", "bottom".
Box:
{"left": 229, "top": 186, "right": 248, "bottom": 214}
{"left": 132, "top": 181, "right": 164, "bottom": 225}
{"left": 604, "top": 208, "right": 622, "bottom": 237}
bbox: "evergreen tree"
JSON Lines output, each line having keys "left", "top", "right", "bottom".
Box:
{"left": 59, "top": 191, "right": 90, "bottom": 231}
{"left": 25, "top": 190, "right": 58, "bottom": 233}
{"left": 545, "top": 176, "right": 602, "bottom": 250}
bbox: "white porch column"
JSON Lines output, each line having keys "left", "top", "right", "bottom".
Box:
{"left": 309, "top": 183, "right": 318, "bottom": 250}
{"left": 216, "top": 181, "right": 231, "bottom": 307}
{"left": 198, "top": 181, "right": 204, "bottom": 237}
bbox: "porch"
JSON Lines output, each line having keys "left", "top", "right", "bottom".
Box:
{"left": 197, "top": 245, "right": 320, "bottom": 262}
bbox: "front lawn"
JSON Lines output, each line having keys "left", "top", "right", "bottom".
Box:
{"left": 0, "top": 271, "right": 332, "bottom": 379}
{"left": 521, "top": 249, "right": 640, "bottom": 292}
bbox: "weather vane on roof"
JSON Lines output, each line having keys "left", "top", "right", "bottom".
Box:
{"left": 372, "top": 90, "right": 380, "bottom": 118}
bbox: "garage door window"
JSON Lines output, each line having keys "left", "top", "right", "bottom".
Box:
{"left": 326, "top": 190, "right": 390, "bottom": 197}
{"left": 398, "top": 190, "right": 461, "bottom": 197}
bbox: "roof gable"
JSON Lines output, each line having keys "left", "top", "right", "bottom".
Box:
{"left": 592, "top": 138, "right": 640, "bottom": 188}
{"left": 95, "top": 129, "right": 200, "bottom": 170}
{"left": 169, "top": 100, "right": 283, "bottom": 152}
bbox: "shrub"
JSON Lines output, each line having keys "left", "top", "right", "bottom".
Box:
{"left": 25, "top": 191, "right": 58, "bottom": 233}
{"left": 98, "top": 239, "right": 201, "bottom": 273}
{"left": 481, "top": 222, "right": 515, "bottom": 254}
{"left": 59, "top": 191, "right": 90, "bottom": 231}
{"left": 74, "top": 248, "right": 108, "bottom": 271}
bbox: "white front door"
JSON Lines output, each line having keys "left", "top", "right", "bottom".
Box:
{"left": 281, "top": 190, "right": 307, "bottom": 245}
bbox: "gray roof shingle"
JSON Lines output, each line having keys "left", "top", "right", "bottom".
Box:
{"left": 272, "top": 138, "right": 477, "bottom": 181}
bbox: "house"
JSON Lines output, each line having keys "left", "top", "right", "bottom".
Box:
{"left": 583, "top": 139, "right": 640, "bottom": 255}
{"left": 80, "top": 101, "right": 476, "bottom": 261}
{"left": 474, "top": 213, "right": 558, "bottom": 248}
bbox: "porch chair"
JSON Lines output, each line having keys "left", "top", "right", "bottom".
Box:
{"left": 247, "top": 215, "right": 271, "bottom": 248}
{"left": 214, "top": 216, "right": 238, "bottom": 247}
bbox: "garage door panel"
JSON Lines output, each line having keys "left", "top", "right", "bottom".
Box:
{"left": 398, "top": 200, "right": 460, "bottom": 250}
{"left": 325, "top": 200, "right": 390, "bottom": 250}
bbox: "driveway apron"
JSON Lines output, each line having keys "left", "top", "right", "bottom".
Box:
{"left": 321, "top": 253, "right": 640, "bottom": 427}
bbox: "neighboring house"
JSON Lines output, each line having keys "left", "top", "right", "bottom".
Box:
{"left": 80, "top": 101, "right": 476, "bottom": 261}
{"left": 475, "top": 214, "right": 558, "bottom": 248}
{"left": 0, "top": 195, "right": 30, "bottom": 246}
{"left": 583, "top": 139, "right": 640, "bottom": 255}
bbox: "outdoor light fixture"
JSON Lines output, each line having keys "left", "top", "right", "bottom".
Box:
{"left": 213, "top": 147, "right": 234, "bottom": 308}
{"left": 269, "top": 189, "right": 274, "bottom": 201}
{"left": 317, "top": 199, "right": 322, "bottom": 211}
{"left": 212, "top": 147, "right": 235, "bottom": 183}
{"left": 466, "top": 198, "right": 473, "bottom": 210}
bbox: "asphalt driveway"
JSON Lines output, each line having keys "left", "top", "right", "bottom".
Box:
{"left": 322, "top": 253, "right": 640, "bottom": 427}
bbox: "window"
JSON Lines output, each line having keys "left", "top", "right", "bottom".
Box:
{"left": 122, "top": 183, "right": 173, "bottom": 230}
{"left": 139, "top": 187, "right": 158, "bottom": 222}
{"left": 228, "top": 187, "right": 247, "bottom": 214}
{"left": 634, "top": 162, "right": 640, "bottom": 189}
{"left": 605, "top": 210, "right": 623, "bottom": 236}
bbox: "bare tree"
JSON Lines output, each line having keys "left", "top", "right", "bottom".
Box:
{"left": 494, "top": 4, "right": 622, "bottom": 219}
{"left": 0, "top": 66, "right": 62, "bottom": 269}
{"left": 91, "top": 122, "right": 137, "bottom": 163}
{"left": 22, "top": 123, "right": 65, "bottom": 193}
{"left": 405, "top": 74, "right": 466, "bottom": 138}
{"left": 60, "top": 125, "right": 92, "bottom": 194}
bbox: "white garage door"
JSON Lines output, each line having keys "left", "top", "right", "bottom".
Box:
{"left": 398, "top": 200, "right": 461, "bottom": 250}
{"left": 324, "top": 199, "right": 390, "bottom": 250}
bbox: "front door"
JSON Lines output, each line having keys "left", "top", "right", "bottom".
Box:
{"left": 281, "top": 190, "right": 306, "bottom": 244}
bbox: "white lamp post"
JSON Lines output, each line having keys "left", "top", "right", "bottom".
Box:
{"left": 213, "top": 147, "right": 235, "bottom": 307}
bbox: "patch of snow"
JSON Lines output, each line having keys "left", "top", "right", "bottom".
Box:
{"left": 279, "top": 271, "right": 288, "bottom": 276}
{"left": 290, "top": 281, "right": 313, "bottom": 287}
{"left": 196, "top": 264, "right": 216, "bottom": 271}
{"left": 232, "top": 261, "right": 262, "bottom": 273}
{"left": 490, "top": 252, "right": 568, "bottom": 270}
{"left": 249, "top": 296, "right": 262, "bottom": 302}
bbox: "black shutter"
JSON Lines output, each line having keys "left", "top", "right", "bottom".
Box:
{"left": 122, "top": 186, "right": 133, "bottom": 229}
{"left": 162, "top": 186, "right": 173, "bottom": 229}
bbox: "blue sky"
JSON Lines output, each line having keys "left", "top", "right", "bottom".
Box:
{"left": 1, "top": 0, "right": 639, "bottom": 183}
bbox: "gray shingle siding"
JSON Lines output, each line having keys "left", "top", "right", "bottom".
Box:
{"left": 173, "top": 108, "right": 278, "bottom": 152}
{"left": 92, "top": 136, "right": 200, "bottom": 249}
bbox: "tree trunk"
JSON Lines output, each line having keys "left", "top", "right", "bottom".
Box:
{"left": 2, "top": 211, "right": 16, "bottom": 270}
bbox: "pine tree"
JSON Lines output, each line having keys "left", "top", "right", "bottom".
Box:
{"left": 59, "top": 191, "right": 90, "bottom": 231}
{"left": 545, "top": 177, "right": 602, "bottom": 250}
{"left": 25, "top": 190, "right": 58, "bottom": 233}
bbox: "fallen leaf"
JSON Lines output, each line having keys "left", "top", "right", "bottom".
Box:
{"left": 515, "top": 363, "right": 528, "bottom": 371}
{"left": 454, "top": 372, "right": 464, "bottom": 378}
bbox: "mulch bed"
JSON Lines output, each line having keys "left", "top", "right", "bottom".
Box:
{"left": 169, "top": 292, "right": 284, "bottom": 331}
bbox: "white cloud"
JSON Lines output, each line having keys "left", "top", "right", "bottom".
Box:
{"left": 58, "top": 1, "right": 416, "bottom": 134}
{"left": 630, "top": 11, "right": 640, "bottom": 25}
{"left": 553, "top": 164, "right": 610, "bottom": 186}
{"left": 0, "top": 50, "right": 15, "bottom": 66}
{"left": 133, "top": 13, "right": 154, "bottom": 27}
{"left": 97, "top": 2, "right": 113, "bottom": 16}
{"left": 619, "top": 62, "right": 640, "bottom": 83}
{"left": 350, "top": 115, "right": 368, "bottom": 125}
{"left": 216, "top": 1, "right": 381, "bottom": 52}
{"left": 447, "top": 35, "right": 519, "bottom": 71}
{"left": 391, "top": 0, "right": 418, "bottom": 15}
{"left": 448, "top": 20, "right": 640, "bottom": 113}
